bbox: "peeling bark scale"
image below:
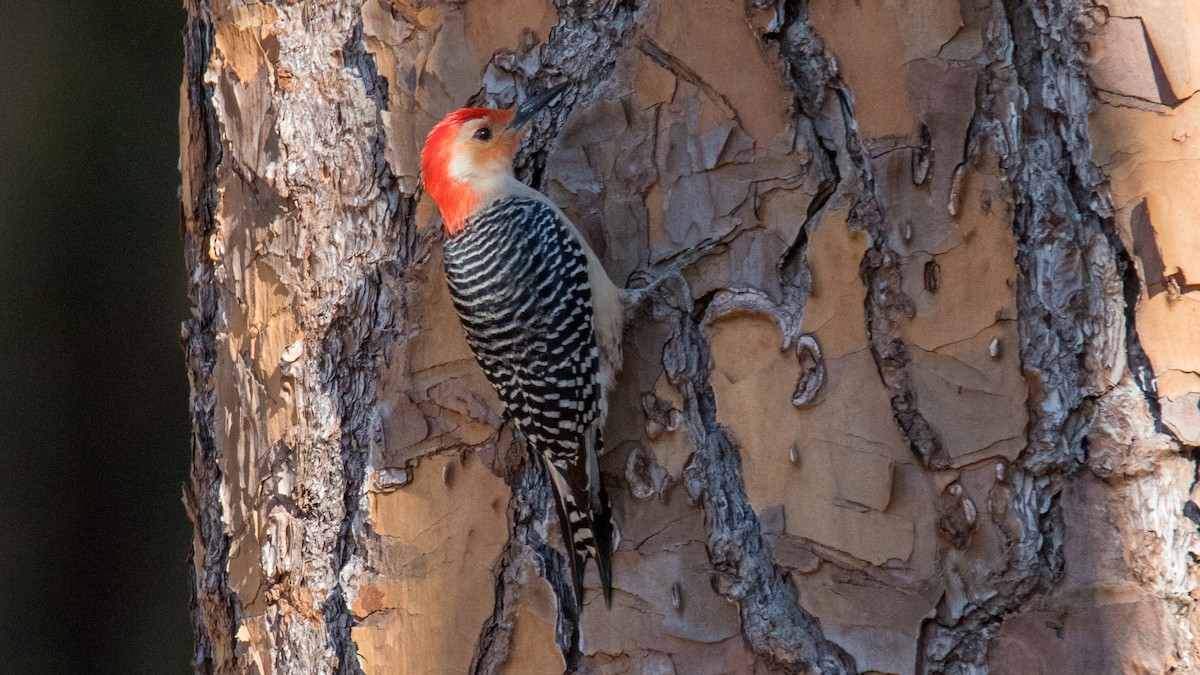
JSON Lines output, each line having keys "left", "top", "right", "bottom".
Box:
{"left": 182, "top": 0, "right": 1200, "bottom": 673}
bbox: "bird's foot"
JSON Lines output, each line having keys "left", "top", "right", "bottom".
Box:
{"left": 625, "top": 238, "right": 722, "bottom": 314}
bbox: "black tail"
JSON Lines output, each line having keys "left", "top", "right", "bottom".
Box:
{"left": 539, "top": 428, "right": 615, "bottom": 608}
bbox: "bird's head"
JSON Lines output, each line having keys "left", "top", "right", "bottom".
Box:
{"left": 421, "top": 83, "right": 569, "bottom": 236}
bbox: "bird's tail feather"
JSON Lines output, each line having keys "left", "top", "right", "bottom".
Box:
{"left": 540, "top": 429, "right": 615, "bottom": 608}
{"left": 589, "top": 428, "right": 615, "bottom": 607}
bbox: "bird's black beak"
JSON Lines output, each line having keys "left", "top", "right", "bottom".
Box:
{"left": 506, "top": 82, "right": 571, "bottom": 129}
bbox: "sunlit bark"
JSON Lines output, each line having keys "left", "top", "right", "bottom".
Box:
{"left": 182, "top": 0, "right": 1200, "bottom": 672}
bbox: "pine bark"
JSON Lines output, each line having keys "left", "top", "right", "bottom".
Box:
{"left": 182, "top": 0, "right": 1200, "bottom": 673}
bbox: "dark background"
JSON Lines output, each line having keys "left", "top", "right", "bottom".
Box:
{"left": 0, "top": 2, "right": 193, "bottom": 672}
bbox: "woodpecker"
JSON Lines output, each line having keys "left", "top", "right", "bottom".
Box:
{"left": 420, "top": 83, "right": 624, "bottom": 608}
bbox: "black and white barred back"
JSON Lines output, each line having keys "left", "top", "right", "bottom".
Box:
{"left": 443, "top": 197, "right": 615, "bottom": 606}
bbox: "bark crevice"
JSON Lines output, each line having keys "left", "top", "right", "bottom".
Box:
{"left": 661, "top": 296, "right": 857, "bottom": 674}
{"left": 472, "top": 454, "right": 582, "bottom": 673}
{"left": 320, "top": 16, "right": 406, "bottom": 674}
{"left": 776, "top": 0, "right": 947, "bottom": 470}
{"left": 917, "top": 0, "right": 1130, "bottom": 669}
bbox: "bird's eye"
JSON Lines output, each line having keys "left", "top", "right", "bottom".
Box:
{"left": 473, "top": 127, "right": 492, "bottom": 142}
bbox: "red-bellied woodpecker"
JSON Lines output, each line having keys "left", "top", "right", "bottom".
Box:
{"left": 420, "top": 83, "right": 623, "bottom": 608}
{"left": 421, "top": 84, "right": 710, "bottom": 610}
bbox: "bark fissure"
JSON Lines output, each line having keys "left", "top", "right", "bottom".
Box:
{"left": 473, "top": 455, "right": 581, "bottom": 673}
{"left": 662, "top": 298, "right": 857, "bottom": 673}
{"left": 322, "top": 19, "right": 406, "bottom": 673}
{"left": 776, "top": 0, "right": 946, "bottom": 470}
{"left": 916, "top": 0, "right": 1132, "bottom": 669}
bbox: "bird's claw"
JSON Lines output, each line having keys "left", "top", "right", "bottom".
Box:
{"left": 666, "top": 237, "right": 722, "bottom": 272}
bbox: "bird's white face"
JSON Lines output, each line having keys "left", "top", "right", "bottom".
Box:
{"left": 445, "top": 115, "right": 522, "bottom": 193}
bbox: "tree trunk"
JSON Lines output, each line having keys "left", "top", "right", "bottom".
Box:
{"left": 181, "top": 0, "right": 1200, "bottom": 672}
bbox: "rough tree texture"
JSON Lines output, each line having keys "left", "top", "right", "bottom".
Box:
{"left": 182, "top": 0, "right": 1200, "bottom": 672}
